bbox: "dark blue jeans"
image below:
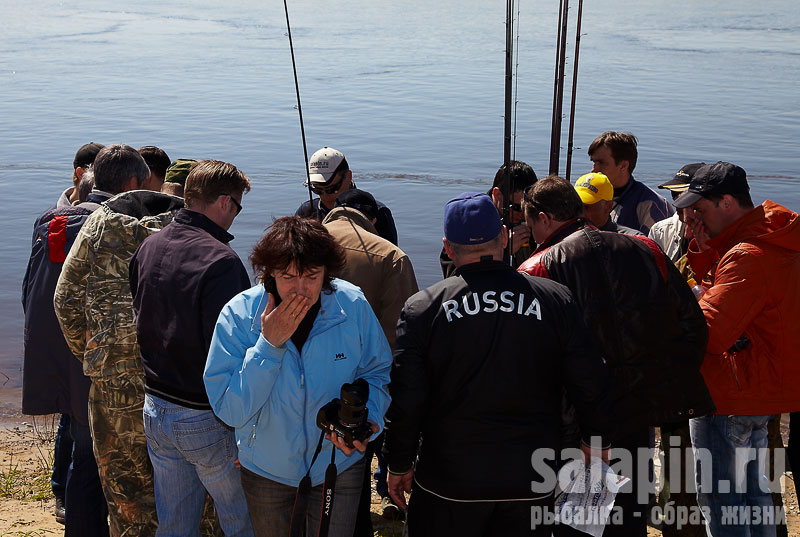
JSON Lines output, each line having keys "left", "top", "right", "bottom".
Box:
{"left": 66, "top": 417, "right": 109, "bottom": 537}
{"left": 51, "top": 413, "right": 72, "bottom": 499}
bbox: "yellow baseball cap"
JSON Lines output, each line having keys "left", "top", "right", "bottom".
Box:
{"left": 574, "top": 172, "right": 613, "bottom": 205}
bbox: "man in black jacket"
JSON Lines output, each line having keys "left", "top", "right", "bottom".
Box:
{"left": 384, "top": 192, "right": 614, "bottom": 536}
{"left": 519, "top": 176, "right": 713, "bottom": 537}
{"left": 129, "top": 160, "right": 254, "bottom": 536}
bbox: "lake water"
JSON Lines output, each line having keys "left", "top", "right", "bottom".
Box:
{"left": 1, "top": 0, "right": 798, "bottom": 408}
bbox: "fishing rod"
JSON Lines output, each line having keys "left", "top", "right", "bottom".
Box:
{"left": 511, "top": 0, "right": 522, "bottom": 161}
{"left": 548, "top": 0, "right": 569, "bottom": 176}
{"left": 503, "top": 0, "right": 514, "bottom": 265}
{"left": 564, "top": 0, "right": 584, "bottom": 181}
{"left": 282, "top": 0, "right": 314, "bottom": 206}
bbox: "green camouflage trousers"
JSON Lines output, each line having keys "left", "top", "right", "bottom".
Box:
{"left": 89, "top": 372, "right": 222, "bottom": 537}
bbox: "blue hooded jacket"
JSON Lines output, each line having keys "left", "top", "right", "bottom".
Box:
{"left": 204, "top": 279, "right": 392, "bottom": 487}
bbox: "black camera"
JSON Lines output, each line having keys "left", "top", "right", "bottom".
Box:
{"left": 316, "top": 378, "right": 372, "bottom": 449}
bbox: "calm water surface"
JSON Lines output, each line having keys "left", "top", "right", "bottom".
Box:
{"left": 1, "top": 0, "right": 798, "bottom": 405}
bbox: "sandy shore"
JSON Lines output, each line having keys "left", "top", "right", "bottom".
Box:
{"left": 0, "top": 412, "right": 63, "bottom": 535}
{"left": 1, "top": 410, "right": 798, "bottom": 536}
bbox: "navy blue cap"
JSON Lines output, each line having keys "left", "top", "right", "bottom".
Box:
{"left": 335, "top": 188, "right": 378, "bottom": 221}
{"left": 444, "top": 192, "right": 502, "bottom": 245}
{"left": 673, "top": 161, "right": 749, "bottom": 209}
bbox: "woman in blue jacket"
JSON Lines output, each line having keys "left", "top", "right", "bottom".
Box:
{"left": 204, "top": 216, "right": 392, "bottom": 536}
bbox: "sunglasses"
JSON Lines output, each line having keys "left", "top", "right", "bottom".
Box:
{"left": 229, "top": 195, "right": 243, "bottom": 215}
{"left": 522, "top": 185, "right": 544, "bottom": 215}
{"left": 310, "top": 172, "right": 345, "bottom": 195}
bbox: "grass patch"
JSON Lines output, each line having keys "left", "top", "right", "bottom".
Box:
{"left": 29, "top": 416, "right": 56, "bottom": 488}
{"left": 0, "top": 456, "right": 23, "bottom": 498}
{"left": 0, "top": 454, "right": 52, "bottom": 502}
{"left": 0, "top": 415, "right": 56, "bottom": 502}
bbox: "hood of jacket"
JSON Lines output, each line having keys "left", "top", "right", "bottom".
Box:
{"left": 104, "top": 189, "right": 184, "bottom": 220}
{"left": 710, "top": 200, "right": 800, "bottom": 255}
{"left": 90, "top": 190, "right": 184, "bottom": 242}
{"left": 322, "top": 206, "right": 379, "bottom": 235}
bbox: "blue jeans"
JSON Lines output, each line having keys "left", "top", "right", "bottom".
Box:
{"left": 690, "top": 415, "right": 777, "bottom": 537}
{"left": 143, "top": 394, "right": 253, "bottom": 537}
{"left": 240, "top": 457, "right": 365, "bottom": 537}
{"left": 66, "top": 418, "right": 109, "bottom": 537}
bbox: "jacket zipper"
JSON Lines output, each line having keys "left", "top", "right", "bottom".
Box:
{"left": 728, "top": 354, "right": 742, "bottom": 390}
{"left": 298, "top": 352, "right": 309, "bottom": 469}
{"left": 248, "top": 409, "right": 262, "bottom": 447}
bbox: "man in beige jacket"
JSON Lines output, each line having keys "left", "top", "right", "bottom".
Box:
{"left": 322, "top": 188, "right": 418, "bottom": 529}
{"left": 322, "top": 189, "right": 418, "bottom": 349}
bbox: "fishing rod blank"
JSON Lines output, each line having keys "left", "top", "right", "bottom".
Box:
{"left": 282, "top": 0, "right": 314, "bottom": 205}
{"left": 565, "top": 0, "right": 584, "bottom": 182}
{"left": 549, "top": 0, "right": 569, "bottom": 176}
{"left": 512, "top": 0, "right": 522, "bottom": 160}
{"left": 503, "top": 0, "right": 514, "bottom": 265}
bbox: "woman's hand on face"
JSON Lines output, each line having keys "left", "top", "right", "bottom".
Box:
{"left": 260, "top": 292, "right": 312, "bottom": 347}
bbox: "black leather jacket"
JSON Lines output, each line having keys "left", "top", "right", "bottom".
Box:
{"left": 383, "top": 260, "right": 614, "bottom": 501}
{"left": 519, "top": 220, "right": 714, "bottom": 431}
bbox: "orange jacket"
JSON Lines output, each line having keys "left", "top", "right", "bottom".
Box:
{"left": 687, "top": 201, "right": 800, "bottom": 415}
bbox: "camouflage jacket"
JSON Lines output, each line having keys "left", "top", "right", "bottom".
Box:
{"left": 54, "top": 191, "right": 184, "bottom": 379}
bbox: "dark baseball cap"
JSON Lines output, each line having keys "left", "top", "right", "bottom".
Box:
{"left": 443, "top": 192, "right": 502, "bottom": 245}
{"left": 335, "top": 188, "right": 379, "bottom": 221}
{"left": 164, "top": 159, "right": 197, "bottom": 186}
{"left": 673, "top": 161, "right": 749, "bottom": 209}
{"left": 658, "top": 162, "right": 706, "bottom": 192}
{"left": 73, "top": 142, "right": 105, "bottom": 170}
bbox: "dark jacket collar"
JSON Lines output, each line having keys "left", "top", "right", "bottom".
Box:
{"left": 85, "top": 191, "right": 112, "bottom": 205}
{"left": 175, "top": 208, "right": 234, "bottom": 244}
{"left": 534, "top": 219, "right": 584, "bottom": 253}
{"left": 612, "top": 175, "right": 636, "bottom": 200}
{"left": 453, "top": 258, "right": 512, "bottom": 276}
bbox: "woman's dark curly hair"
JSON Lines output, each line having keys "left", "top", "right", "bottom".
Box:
{"left": 250, "top": 216, "right": 346, "bottom": 293}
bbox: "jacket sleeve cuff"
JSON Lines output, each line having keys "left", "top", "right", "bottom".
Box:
{"left": 251, "top": 333, "right": 286, "bottom": 362}
{"left": 387, "top": 464, "right": 414, "bottom": 476}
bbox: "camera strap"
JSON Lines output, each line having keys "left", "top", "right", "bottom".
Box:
{"left": 289, "top": 431, "right": 338, "bottom": 537}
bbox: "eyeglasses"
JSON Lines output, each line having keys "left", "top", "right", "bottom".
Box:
{"left": 228, "top": 195, "right": 243, "bottom": 215}
{"left": 501, "top": 202, "right": 523, "bottom": 220}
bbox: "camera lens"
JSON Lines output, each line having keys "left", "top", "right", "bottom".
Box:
{"left": 338, "top": 380, "right": 368, "bottom": 427}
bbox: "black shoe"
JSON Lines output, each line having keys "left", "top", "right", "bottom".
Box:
{"left": 381, "top": 496, "right": 405, "bottom": 521}
{"left": 54, "top": 496, "right": 66, "bottom": 524}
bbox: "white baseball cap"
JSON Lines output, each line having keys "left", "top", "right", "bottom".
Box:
{"left": 308, "top": 147, "right": 347, "bottom": 186}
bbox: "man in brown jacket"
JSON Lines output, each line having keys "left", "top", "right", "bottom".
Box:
{"left": 322, "top": 189, "right": 418, "bottom": 349}
{"left": 322, "top": 188, "right": 418, "bottom": 529}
